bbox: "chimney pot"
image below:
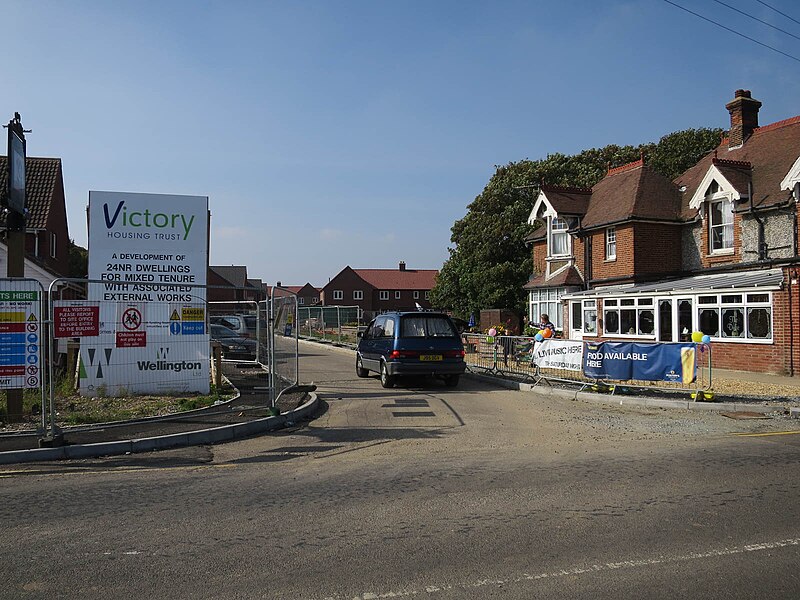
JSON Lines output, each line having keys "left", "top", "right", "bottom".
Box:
{"left": 399, "top": 261, "right": 406, "bottom": 271}
{"left": 726, "top": 89, "right": 761, "bottom": 149}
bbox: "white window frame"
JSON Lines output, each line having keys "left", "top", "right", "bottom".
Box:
{"left": 602, "top": 297, "right": 656, "bottom": 338}
{"left": 395, "top": 291, "right": 401, "bottom": 300}
{"left": 528, "top": 287, "right": 566, "bottom": 330}
{"left": 353, "top": 290, "right": 363, "bottom": 300}
{"left": 696, "top": 292, "right": 772, "bottom": 343}
{"left": 548, "top": 217, "right": 570, "bottom": 258}
{"left": 424, "top": 291, "right": 430, "bottom": 299}
{"left": 333, "top": 290, "right": 343, "bottom": 301}
{"left": 379, "top": 291, "right": 389, "bottom": 301}
{"left": 413, "top": 291, "right": 419, "bottom": 299}
{"left": 582, "top": 300, "right": 597, "bottom": 336}
{"left": 706, "top": 183, "right": 734, "bottom": 255}
{"left": 50, "top": 232, "right": 57, "bottom": 258}
{"left": 605, "top": 227, "right": 616, "bottom": 261}
{"left": 298, "top": 297, "right": 305, "bottom": 305}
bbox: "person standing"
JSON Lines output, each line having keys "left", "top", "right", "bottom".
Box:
{"left": 538, "top": 313, "right": 555, "bottom": 333}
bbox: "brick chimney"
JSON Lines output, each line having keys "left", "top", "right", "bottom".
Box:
{"left": 726, "top": 89, "right": 761, "bottom": 149}
{"left": 399, "top": 261, "right": 406, "bottom": 271}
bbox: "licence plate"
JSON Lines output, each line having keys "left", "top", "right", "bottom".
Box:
{"left": 420, "top": 354, "right": 442, "bottom": 361}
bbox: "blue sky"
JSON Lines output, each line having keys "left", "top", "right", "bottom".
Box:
{"left": 5, "top": 0, "right": 800, "bottom": 286}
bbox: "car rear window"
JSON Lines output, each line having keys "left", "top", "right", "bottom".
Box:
{"left": 400, "top": 316, "right": 457, "bottom": 338}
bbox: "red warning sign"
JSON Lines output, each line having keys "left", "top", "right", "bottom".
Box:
{"left": 54, "top": 306, "right": 100, "bottom": 338}
{"left": 116, "top": 331, "right": 146, "bottom": 348}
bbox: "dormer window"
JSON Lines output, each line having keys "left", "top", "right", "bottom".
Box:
{"left": 706, "top": 181, "right": 734, "bottom": 253}
{"left": 548, "top": 217, "right": 570, "bottom": 257}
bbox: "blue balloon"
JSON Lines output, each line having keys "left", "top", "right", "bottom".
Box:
{"left": 534, "top": 333, "right": 544, "bottom": 342}
{"left": 701, "top": 334, "right": 711, "bottom": 344}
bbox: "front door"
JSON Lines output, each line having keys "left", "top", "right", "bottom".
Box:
{"left": 569, "top": 301, "right": 583, "bottom": 340}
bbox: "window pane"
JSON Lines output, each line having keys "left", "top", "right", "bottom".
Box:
{"left": 721, "top": 295, "right": 741, "bottom": 304}
{"left": 747, "top": 308, "right": 771, "bottom": 339}
{"left": 583, "top": 309, "right": 597, "bottom": 333}
{"left": 678, "top": 299, "right": 693, "bottom": 341}
{"left": 747, "top": 293, "right": 769, "bottom": 303}
{"left": 699, "top": 308, "right": 719, "bottom": 336}
{"left": 659, "top": 299, "right": 673, "bottom": 342}
{"left": 571, "top": 302, "right": 582, "bottom": 329}
{"left": 699, "top": 296, "right": 717, "bottom": 304}
{"left": 552, "top": 231, "right": 568, "bottom": 255}
{"left": 620, "top": 309, "right": 637, "bottom": 334}
{"left": 605, "top": 299, "right": 618, "bottom": 307}
{"left": 638, "top": 298, "right": 653, "bottom": 306}
{"left": 721, "top": 308, "right": 744, "bottom": 338}
{"left": 604, "top": 310, "right": 619, "bottom": 334}
{"left": 638, "top": 310, "right": 655, "bottom": 335}
{"left": 621, "top": 298, "right": 635, "bottom": 306}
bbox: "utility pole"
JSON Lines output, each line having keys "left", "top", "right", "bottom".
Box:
{"left": 3, "top": 113, "right": 29, "bottom": 422}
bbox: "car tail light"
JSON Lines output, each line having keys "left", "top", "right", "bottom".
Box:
{"left": 444, "top": 349, "right": 466, "bottom": 358}
{"left": 389, "top": 350, "right": 420, "bottom": 359}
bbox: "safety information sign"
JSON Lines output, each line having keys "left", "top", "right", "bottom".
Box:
{"left": 0, "top": 285, "right": 41, "bottom": 389}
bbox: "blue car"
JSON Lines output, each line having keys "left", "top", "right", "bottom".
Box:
{"left": 356, "top": 311, "right": 466, "bottom": 388}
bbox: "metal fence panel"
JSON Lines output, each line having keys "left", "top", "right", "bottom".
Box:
{"left": 462, "top": 333, "right": 712, "bottom": 395}
{"left": 298, "top": 306, "right": 360, "bottom": 345}
{"left": 270, "top": 290, "right": 299, "bottom": 400}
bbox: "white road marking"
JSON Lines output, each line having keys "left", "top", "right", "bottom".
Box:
{"left": 319, "top": 537, "right": 800, "bottom": 599}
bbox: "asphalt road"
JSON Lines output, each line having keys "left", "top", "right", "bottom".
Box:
{"left": 1, "top": 341, "right": 799, "bottom": 599}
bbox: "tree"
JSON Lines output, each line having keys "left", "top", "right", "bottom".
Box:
{"left": 68, "top": 240, "right": 88, "bottom": 278}
{"left": 430, "top": 128, "right": 723, "bottom": 319}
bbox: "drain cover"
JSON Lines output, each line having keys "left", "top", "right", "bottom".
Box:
{"left": 720, "top": 411, "right": 771, "bottom": 420}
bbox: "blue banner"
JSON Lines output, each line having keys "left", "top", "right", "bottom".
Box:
{"left": 583, "top": 342, "right": 696, "bottom": 384}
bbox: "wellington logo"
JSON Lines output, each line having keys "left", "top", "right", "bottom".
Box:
{"left": 137, "top": 347, "right": 202, "bottom": 373}
{"left": 79, "top": 347, "right": 114, "bottom": 379}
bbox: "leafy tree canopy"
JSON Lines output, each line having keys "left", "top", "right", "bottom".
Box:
{"left": 430, "top": 127, "right": 723, "bottom": 318}
{"left": 68, "top": 240, "right": 88, "bottom": 278}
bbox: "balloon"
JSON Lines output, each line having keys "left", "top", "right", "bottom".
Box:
{"left": 488, "top": 328, "right": 497, "bottom": 337}
{"left": 534, "top": 333, "right": 544, "bottom": 342}
{"left": 691, "top": 331, "right": 704, "bottom": 343}
{"left": 701, "top": 335, "right": 711, "bottom": 344}
{"left": 541, "top": 328, "right": 553, "bottom": 339}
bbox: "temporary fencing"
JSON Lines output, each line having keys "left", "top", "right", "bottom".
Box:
{"left": 0, "top": 276, "right": 302, "bottom": 436}
{"left": 298, "top": 306, "right": 361, "bottom": 345}
{"left": 270, "top": 288, "right": 299, "bottom": 400}
{"left": 462, "top": 333, "right": 713, "bottom": 397}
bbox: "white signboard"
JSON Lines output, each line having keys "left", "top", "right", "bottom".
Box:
{"left": 85, "top": 191, "right": 210, "bottom": 396}
{"left": 533, "top": 339, "right": 584, "bottom": 372}
{"left": 0, "top": 284, "right": 42, "bottom": 389}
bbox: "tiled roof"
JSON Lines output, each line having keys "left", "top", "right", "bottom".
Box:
{"left": 676, "top": 115, "right": 800, "bottom": 217}
{"left": 524, "top": 223, "right": 546, "bottom": 243}
{"left": 0, "top": 156, "right": 62, "bottom": 229}
{"left": 582, "top": 162, "right": 682, "bottom": 229}
{"left": 523, "top": 266, "right": 584, "bottom": 289}
{"left": 210, "top": 265, "right": 248, "bottom": 287}
{"left": 712, "top": 158, "right": 751, "bottom": 197}
{"left": 353, "top": 268, "right": 438, "bottom": 290}
{"left": 540, "top": 186, "right": 592, "bottom": 216}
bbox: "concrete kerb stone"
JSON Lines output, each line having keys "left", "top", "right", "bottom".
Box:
{"left": 0, "top": 393, "right": 319, "bottom": 465}
{"left": 464, "top": 370, "right": 783, "bottom": 414}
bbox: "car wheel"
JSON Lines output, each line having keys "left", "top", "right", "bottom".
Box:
{"left": 356, "top": 354, "right": 369, "bottom": 378}
{"left": 380, "top": 362, "right": 395, "bottom": 388}
{"left": 444, "top": 375, "right": 460, "bottom": 388}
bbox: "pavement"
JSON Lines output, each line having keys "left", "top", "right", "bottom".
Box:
{"left": 1, "top": 338, "right": 798, "bottom": 464}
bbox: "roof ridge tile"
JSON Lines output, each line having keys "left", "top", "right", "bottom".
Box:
{"left": 606, "top": 158, "right": 644, "bottom": 177}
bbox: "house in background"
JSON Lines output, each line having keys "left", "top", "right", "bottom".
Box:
{"left": 524, "top": 90, "right": 800, "bottom": 375}
{"left": 208, "top": 265, "right": 264, "bottom": 302}
{"left": 272, "top": 283, "right": 320, "bottom": 307}
{"left": 321, "top": 262, "right": 437, "bottom": 320}
{"left": 0, "top": 156, "right": 71, "bottom": 277}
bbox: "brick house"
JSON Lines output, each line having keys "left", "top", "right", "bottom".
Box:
{"left": 274, "top": 283, "right": 320, "bottom": 307}
{"left": 524, "top": 90, "right": 800, "bottom": 375}
{"left": 322, "top": 262, "right": 437, "bottom": 320}
{"left": 0, "top": 156, "right": 71, "bottom": 277}
{"left": 208, "top": 265, "right": 264, "bottom": 302}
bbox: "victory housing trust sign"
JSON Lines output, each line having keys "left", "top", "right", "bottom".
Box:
{"left": 84, "top": 191, "right": 210, "bottom": 396}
